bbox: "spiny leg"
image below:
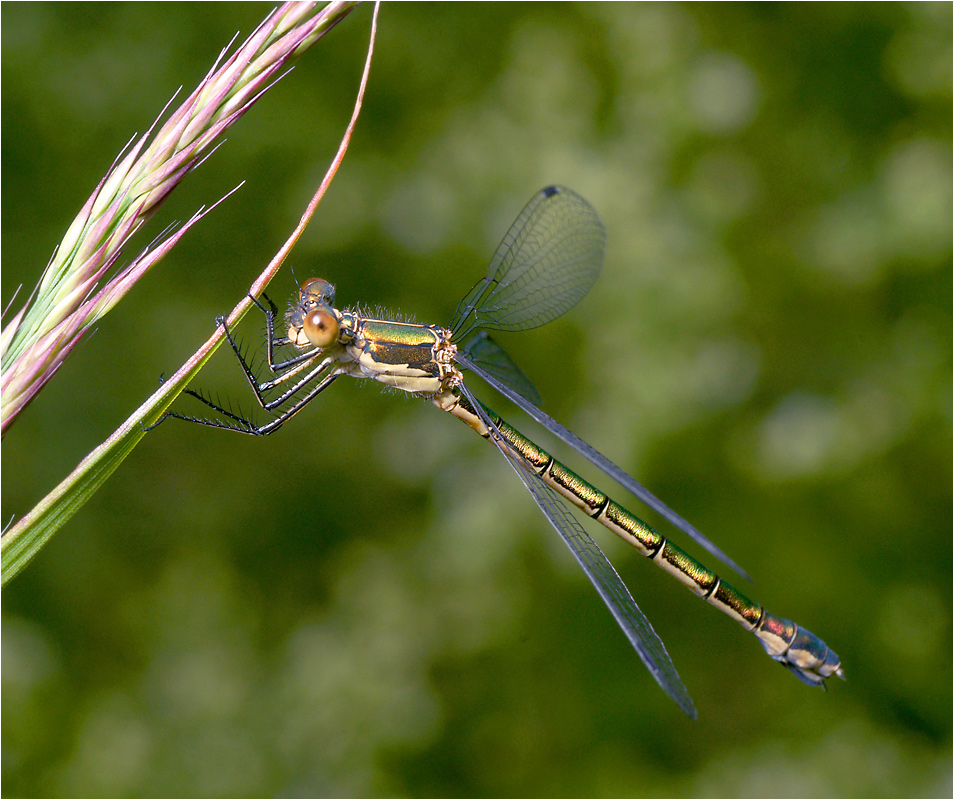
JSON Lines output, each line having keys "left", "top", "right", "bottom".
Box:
{"left": 251, "top": 293, "right": 324, "bottom": 374}
{"left": 146, "top": 293, "right": 342, "bottom": 433}
{"left": 252, "top": 357, "right": 342, "bottom": 412}
{"left": 217, "top": 302, "right": 325, "bottom": 406}
{"left": 149, "top": 371, "right": 342, "bottom": 435}
{"left": 186, "top": 348, "right": 341, "bottom": 419}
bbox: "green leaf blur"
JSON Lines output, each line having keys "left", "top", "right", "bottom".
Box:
{"left": 2, "top": 3, "right": 950, "bottom": 796}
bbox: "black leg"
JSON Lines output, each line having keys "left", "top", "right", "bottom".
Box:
{"left": 145, "top": 294, "right": 342, "bottom": 435}
{"left": 146, "top": 373, "right": 342, "bottom": 435}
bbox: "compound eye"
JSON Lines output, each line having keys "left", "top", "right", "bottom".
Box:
{"left": 303, "top": 306, "right": 339, "bottom": 348}
{"left": 299, "top": 278, "right": 335, "bottom": 308}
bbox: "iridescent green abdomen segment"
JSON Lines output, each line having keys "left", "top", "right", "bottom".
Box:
{"left": 445, "top": 392, "right": 844, "bottom": 688}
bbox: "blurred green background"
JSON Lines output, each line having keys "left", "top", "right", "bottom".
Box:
{"left": 3, "top": 3, "right": 951, "bottom": 796}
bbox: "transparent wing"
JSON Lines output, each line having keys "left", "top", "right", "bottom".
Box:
{"left": 451, "top": 186, "right": 606, "bottom": 342}
{"left": 457, "top": 382, "right": 697, "bottom": 719}
{"left": 457, "top": 352, "right": 751, "bottom": 581}
{"left": 461, "top": 331, "right": 542, "bottom": 407}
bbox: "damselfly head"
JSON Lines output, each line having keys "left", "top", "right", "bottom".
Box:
{"left": 299, "top": 278, "right": 335, "bottom": 309}
{"left": 286, "top": 277, "right": 340, "bottom": 349}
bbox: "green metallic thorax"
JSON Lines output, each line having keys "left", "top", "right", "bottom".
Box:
{"left": 342, "top": 315, "right": 458, "bottom": 395}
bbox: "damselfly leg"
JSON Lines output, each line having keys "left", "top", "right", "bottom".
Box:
{"left": 158, "top": 369, "right": 342, "bottom": 435}
{"left": 217, "top": 294, "right": 329, "bottom": 399}
{"left": 148, "top": 292, "right": 343, "bottom": 435}
{"left": 246, "top": 293, "right": 324, "bottom": 376}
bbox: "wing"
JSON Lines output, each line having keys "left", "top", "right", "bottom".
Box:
{"left": 460, "top": 331, "right": 542, "bottom": 407}
{"left": 457, "top": 352, "right": 751, "bottom": 581}
{"left": 457, "top": 381, "right": 697, "bottom": 719}
{"left": 451, "top": 186, "right": 605, "bottom": 342}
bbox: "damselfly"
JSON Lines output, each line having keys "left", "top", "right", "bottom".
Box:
{"left": 153, "top": 186, "right": 843, "bottom": 718}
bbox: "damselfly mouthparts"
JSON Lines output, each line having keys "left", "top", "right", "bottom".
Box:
{"left": 152, "top": 186, "right": 843, "bottom": 718}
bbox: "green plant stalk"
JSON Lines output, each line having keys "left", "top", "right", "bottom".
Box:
{"left": 1, "top": 0, "right": 379, "bottom": 587}
{"left": 1, "top": 0, "right": 358, "bottom": 436}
